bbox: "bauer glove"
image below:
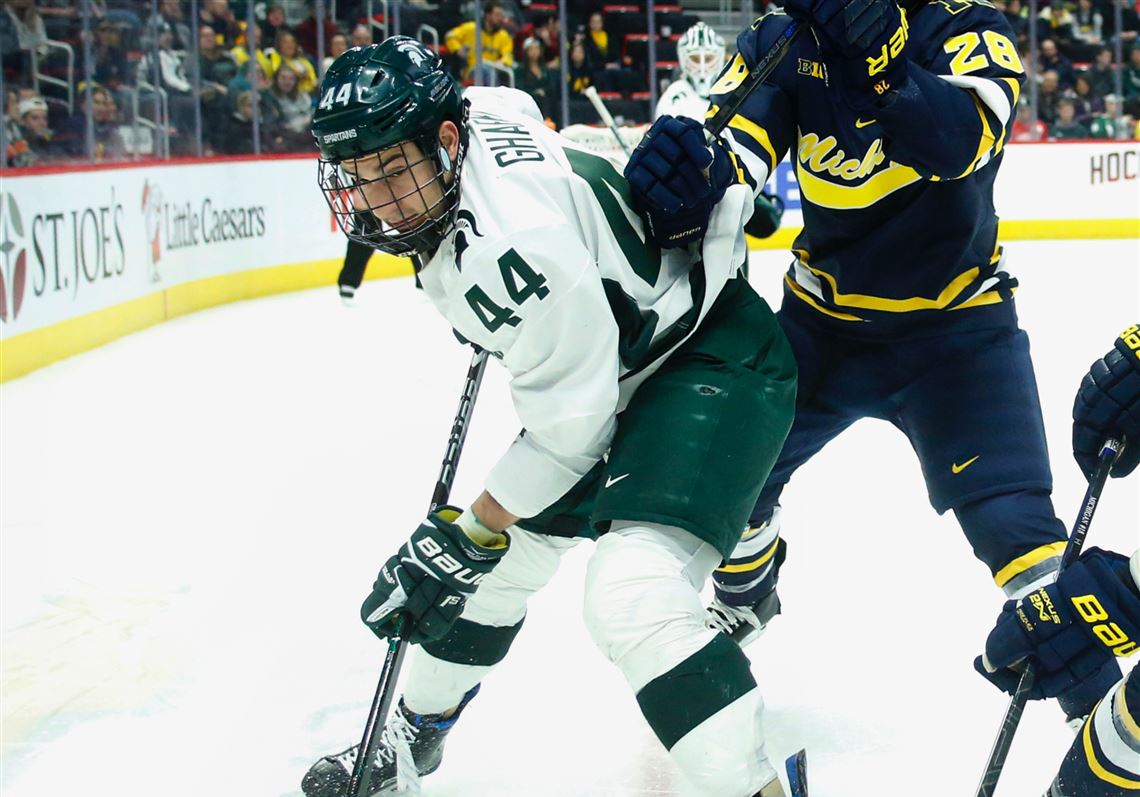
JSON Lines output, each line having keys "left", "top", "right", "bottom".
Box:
{"left": 361, "top": 506, "right": 509, "bottom": 645}
{"left": 624, "top": 114, "right": 739, "bottom": 249}
{"left": 1072, "top": 323, "right": 1140, "bottom": 479}
{"left": 975, "top": 548, "right": 1139, "bottom": 719}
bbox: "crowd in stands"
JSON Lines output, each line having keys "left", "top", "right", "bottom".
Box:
{"left": 3, "top": 0, "right": 1139, "bottom": 168}
{"left": 1002, "top": 0, "right": 1140, "bottom": 139}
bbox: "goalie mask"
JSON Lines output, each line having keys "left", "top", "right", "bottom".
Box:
{"left": 312, "top": 37, "right": 468, "bottom": 259}
{"left": 677, "top": 22, "right": 726, "bottom": 98}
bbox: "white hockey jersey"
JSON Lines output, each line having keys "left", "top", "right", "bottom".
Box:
{"left": 418, "top": 87, "right": 753, "bottom": 520}
{"left": 654, "top": 79, "right": 710, "bottom": 122}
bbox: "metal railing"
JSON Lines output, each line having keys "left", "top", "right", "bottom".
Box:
{"left": 33, "top": 39, "right": 76, "bottom": 115}
{"left": 132, "top": 81, "right": 170, "bottom": 159}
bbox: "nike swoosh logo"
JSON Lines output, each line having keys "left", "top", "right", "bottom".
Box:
{"left": 855, "top": 118, "right": 877, "bottom": 128}
{"left": 952, "top": 456, "right": 981, "bottom": 474}
{"left": 605, "top": 473, "right": 631, "bottom": 488}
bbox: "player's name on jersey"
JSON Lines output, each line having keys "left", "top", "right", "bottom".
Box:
{"left": 470, "top": 111, "right": 545, "bottom": 167}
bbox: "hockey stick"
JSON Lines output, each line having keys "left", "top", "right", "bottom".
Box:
{"left": 786, "top": 748, "right": 809, "bottom": 797}
{"left": 705, "top": 20, "right": 804, "bottom": 137}
{"left": 349, "top": 347, "right": 491, "bottom": 797}
{"left": 583, "top": 86, "right": 633, "bottom": 157}
{"left": 973, "top": 436, "right": 1124, "bottom": 797}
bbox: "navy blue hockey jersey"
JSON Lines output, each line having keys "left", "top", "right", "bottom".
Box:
{"left": 710, "top": 0, "right": 1026, "bottom": 331}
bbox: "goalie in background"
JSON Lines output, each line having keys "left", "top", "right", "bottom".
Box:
{"left": 657, "top": 21, "right": 784, "bottom": 239}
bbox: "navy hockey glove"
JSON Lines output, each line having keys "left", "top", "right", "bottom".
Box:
{"left": 361, "top": 507, "right": 509, "bottom": 645}
{"left": 782, "top": 0, "right": 910, "bottom": 109}
{"left": 1073, "top": 323, "right": 1140, "bottom": 480}
{"left": 624, "top": 114, "right": 737, "bottom": 249}
{"left": 975, "top": 548, "right": 1139, "bottom": 719}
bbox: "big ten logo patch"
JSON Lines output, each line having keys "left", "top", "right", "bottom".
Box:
{"left": 0, "top": 192, "right": 28, "bottom": 323}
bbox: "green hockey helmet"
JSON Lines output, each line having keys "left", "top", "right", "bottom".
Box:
{"left": 312, "top": 36, "right": 468, "bottom": 258}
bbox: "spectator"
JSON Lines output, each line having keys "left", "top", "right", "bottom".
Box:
{"left": 582, "top": 11, "right": 611, "bottom": 67}
{"left": 91, "top": 18, "right": 131, "bottom": 88}
{"left": 267, "top": 29, "right": 318, "bottom": 95}
{"left": 216, "top": 89, "right": 258, "bottom": 154}
{"left": 4, "top": 88, "right": 33, "bottom": 167}
{"left": 534, "top": 13, "right": 560, "bottom": 67}
{"left": 1039, "top": 68, "right": 1062, "bottom": 123}
{"left": 231, "top": 25, "right": 274, "bottom": 86}
{"left": 1126, "top": 44, "right": 1140, "bottom": 117}
{"left": 1089, "top": 94, "right": 1123, "bottom": 137}
{"left": 59, "top": 85, "right": 126, "bottom": 161}
{"left": 566, "top": 39, "right": 590, "bottom": 94}
{"left": 17, "top": 96, "right": 62, "bottom": 163}
{"left": 1011, "top": 97, "right": 1048, "bottom": 140}
{"left": 36, "top": 0, "right": 77, "bottom": 43}
{"left": 445, "top": 0, "right": 514, "bottom": 80}
{"left": 349, "top": 23, "right": 371, "bottom": 48}
{"left": 200, "top": 23, "right": 238, "bottom": 86}
{"left": 1067, "top": 0, "right": 1104, "bottom": 59}
{"left": 146, "top": 0, "right": 191, "bottom": 51}
{"left": 1002, "top": 0, "right": 1030, "bottom": 44}
{"left": 226, "top": 58, "right": 269, "bottom": 103}
{"left": 260, "top": 4, "right": 289, "bottom": 47}
{"left": 294, "top": 0, "right": 338, "bottom": 59}
{"left": 197, "top": 23, "right": 237, "bottom": 140}
{"left": 1073, "top": 72, "right": 1103, "bottom": 119}
{"left": 138, "top": 21, "right": 191, "bottom": 92}
{"left": 1102, "top": 0, "right": 1140, "bottom": 48}
{"left": 1089, "top": 46, "right": 1117, "bottom": 96}
{"left": 201, "top": 0, "right": 240, "bottom": 47}
{"left": 1037, "top": 5, "right": 1077, "bottom": 54}
{"left": 1, "top": 0, "right": 48, "bottom": 81}
{"left": 1040, "top": 38, "right": 1076, "bottom": 88}
{"left": 513, "top": 36, "right": 557, "bottom": 118}
{"left": 1050, "top": 95, "right": 1091, "bottom": 138}
{"left": 263, "top": 64, "right": 312, "bottom": 151}
{"left": 323, "top": 32, "right": 348, "bottom": 72}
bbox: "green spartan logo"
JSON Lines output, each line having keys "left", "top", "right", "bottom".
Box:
{"left": 0, "top": 192, "right": 27, "bottom": 323}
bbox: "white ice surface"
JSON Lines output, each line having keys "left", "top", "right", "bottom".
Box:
{"left": 2, "top": 239, "right": 1138, "bottom": 797}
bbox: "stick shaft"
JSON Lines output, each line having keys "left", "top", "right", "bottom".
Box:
{"left": 583, "top": 86, "right": 632, "bottom": 157}
{"left": 349, "top": 348, "right": 490, "bottom": 797}
{"left": 974, "top": 437, "right": 1122, "bottom": 797}
{"left": 705, "top": 21, "right": 803, "bottom": 137}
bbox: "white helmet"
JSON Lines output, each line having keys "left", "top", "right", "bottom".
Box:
{"left": 676, "top": 22, "right": 726, "bottom": 98}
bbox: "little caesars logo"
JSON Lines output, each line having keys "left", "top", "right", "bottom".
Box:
{"left": 143, "top": 181, "right": 268, "bottom": 270}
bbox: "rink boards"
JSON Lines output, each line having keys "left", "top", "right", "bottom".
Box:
{"left": 0, "top": 141, "right": 1137, "bottom": 382}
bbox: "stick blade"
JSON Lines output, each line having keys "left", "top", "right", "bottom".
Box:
{"left": 785, "top": 748, "right": 808, "bottom": 797}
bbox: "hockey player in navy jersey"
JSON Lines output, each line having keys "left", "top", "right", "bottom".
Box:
{"left": 978, "top": 324, "right": 1140, "bottom": 796}
{"left": 624, "top": 0, "right": 1125, "bottom": 723}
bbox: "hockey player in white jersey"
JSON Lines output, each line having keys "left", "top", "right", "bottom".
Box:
{"left": 302, "top": 36, "right": 797, "bottom": 796}
{"left": 655, "top": 21, "right": 726, "bottom": 121}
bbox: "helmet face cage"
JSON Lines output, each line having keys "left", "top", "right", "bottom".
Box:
{"left": 678, "top": 23, "right": 726, "bottom": 98}
{"left": 318, "top": 132, "right": 463, "bottom": 258}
